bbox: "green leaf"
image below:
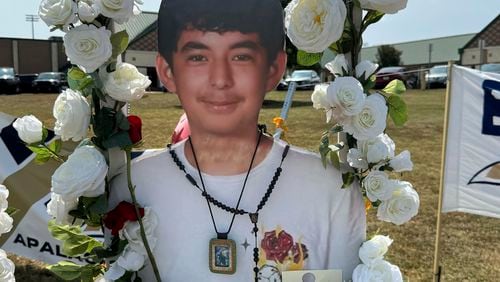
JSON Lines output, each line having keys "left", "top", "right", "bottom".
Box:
{"left": 382, "top": 79, "right": 406, "bottom": 96}
{"left": 329, "top": 125, "right": 344, "bottom": 134}
{"left": 47, "top": 261, "right": 103, "bottom": 282}
{"left": 111, "top": 30, "right": 129, "bottom": 58}
{"left": 68, "top": 67, "right": 94, "bottom": 91}
{"left": 101, "top": 131, "right": 132, "bottom": 149}
{"left": 319, "top": 132, "right": 331, "bottom": 168}
{"left": 42, "top": 128, "right": 49, "bottom": 143}
{"left": 48, "top": 220, "right": 103, "bottom": 257}
{"left": 116, "top": 111, "right": 130, "bottom": 131}
{"left": 329, "top": 150, "right": 340, "bottom": 169}
{"left": 49, "top": 139, "right": 62, "bottom": 155}
{"left": 361, "top": 10, "right": 385, "bottom": 33}
{"left": 297, "top": 50, "right": 322, "bottom": 66}
{"left": 6, "top": 207, "right": 19, "bottom": 217}
{"left": 27, "top": 145, "right": 52, "bottom": 164}
{"left": 342, "top": 172, "right": 356, "bottom": 189}
{"left": 363, "top": 75, "right": 376, "bottom": 92}
{"left": 47, "top": 261, "right": 84, "bottom": 280}
{"left": 387, "top": 94, "right": 408, "bottom": 126}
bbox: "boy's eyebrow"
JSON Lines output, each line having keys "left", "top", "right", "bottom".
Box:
{"left": 180, "top": 41, "right": 209, "bottom": 52}
{"left": 179, "top": 40, "right": 260, "bottom": 52}
{"left": 230, "top": 40, "right": 260, "bottom": 50}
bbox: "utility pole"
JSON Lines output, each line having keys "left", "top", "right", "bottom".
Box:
{"left": 25, "top": 14, "right": 39, "bottom": 39}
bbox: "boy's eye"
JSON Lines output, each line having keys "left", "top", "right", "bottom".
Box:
{"left": 233, "top": 54, "right": 252, "bottom": 61}
{"left": 187, "top": 55, "right": 207, "bottom": 62}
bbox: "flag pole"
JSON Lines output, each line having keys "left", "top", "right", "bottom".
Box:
{"left": 432, "top": 60, "right": 454, "bottom": 282}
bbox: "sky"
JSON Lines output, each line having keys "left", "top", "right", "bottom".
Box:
{"left": 0, "top": 0, "right": 498, "bottom": 46}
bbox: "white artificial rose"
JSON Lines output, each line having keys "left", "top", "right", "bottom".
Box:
{"left": 327, "top": 77, "right": 366, "bottom": 117}
{"left": 64, "top": 25, "right": 112, "bottom": 73}
{"left": 390, "top": 150, "right": 413, "bottom": 172}
{"left": 116, "top": 245, "right": 145, "bottom": 271}
{"left": 119, "top": 208, "right": 158, "bottom": 255}
{"left": 94, "top": 274, "right": 111, "bottom": 282}
{"left": 359, "top": 133, "right": 395, "bottom": 164}
{"left": 100, "top": 62, "right": 152, "bottom": 102}
{"left": 363, "top": 171, "right": 393, "bottom": 202}
{"left": 104, "top": 262, "right": 126, "bottom": 280}
{"left": 359, "top": 0, "right": 408, "bottom": 14}
{"left": 311, "top": 83, "right": 338, "bottom": 123}
{"left": 0, "top": 249, "right": 15, "bottom": 282}
{"left": 325, "top": 54, "right": 349, "bottom": 76}
{"left": 0, "top": 185, "right": 9, "bottom": 212}
{"left": 13, "top": 115, "right": 44, "bottom": 144}
{"left": 51, "top": 145, "right": 108, "bottom": 200}
{"left": 53, "top": 89, "right": 91, "bottom": 142}
{"left": 377, "top": 181, "right": 419, "bottom": 225}
{"left": 95, "top": 0, "right": 135, "bottom": 24}
{"left": 0, "top": 212, "right": 13, "bottom": 234}
{"left": 356, "top": 60, "right": 379, "bottom": 80}
{"left": 285, "top": 0, "right": 347, "bottom": 53}
{"left": 38, "top": 0, "right": 77, "bottom": 27}
{"left": 343, "top": 93, "right": 388, "bottom": 141}
{"left": 358, "top": 235, "right": 393, "bottom": 265}
{"left": 353, "top": 260, "right": 403, "bottom": 282}
{"left": 78, "top": 1, "right": 101, "bottom": 23}
{"left": 347, "top": 148, "right": 368, "bottom": 169}
{"left": 47, "top": 193, "right": 79, "bottom": 225}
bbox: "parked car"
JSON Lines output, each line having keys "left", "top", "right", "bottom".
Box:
{"left": 276, "top": 79, "right": 288, "bottom": 91}
{"left": 17, "top": 73, "right": 39, "bottom": 93}
{"left": 480, "top": 63, "right": 500, "bottom": 74}
{"left": 425, "top": 65, "right": 448, "bottom": 88}
{"left": 374, "top": 66, "right": 413, "bottom": 89}
{"left": 285, "top": 70, "right": 320, "bottom": 90}
{"left": 0, "top": 67, "right": 20, "bottom": 94}
{"left": 32, "top": 72, "right": 68, "bottom": 93}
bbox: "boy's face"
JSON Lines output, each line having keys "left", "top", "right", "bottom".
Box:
{"left": 157, "top": 29, "right": 286, "bottom": 136}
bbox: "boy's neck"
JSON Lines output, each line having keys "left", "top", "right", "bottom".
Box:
{"left": 184, "top": 128, "right": 273, "bottom": 176}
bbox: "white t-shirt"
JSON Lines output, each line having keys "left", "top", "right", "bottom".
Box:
{"left": 110, "top": 139, "right": 366, "bottom": 281}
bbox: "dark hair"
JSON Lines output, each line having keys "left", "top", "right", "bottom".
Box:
{"left": 157, "top": 0, "right": 285, "bottom": 66}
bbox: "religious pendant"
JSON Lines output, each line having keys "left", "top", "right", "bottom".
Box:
{"left": 209, "top": 236, "right": 237, "bottom": 274}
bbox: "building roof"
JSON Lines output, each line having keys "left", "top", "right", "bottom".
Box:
{"left": 321, "top": 33, "right": 475, "bottom": 67}
{"left": 116, "top": 11, "right": 158, "bottom": 42}
{"left": 462, "top": 13, "right": 500, "bottom": 49}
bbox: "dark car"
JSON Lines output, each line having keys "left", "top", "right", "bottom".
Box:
{"left": 480, "top": 63, "right": 500, "bottom": 74}
{"left": 285, "top": 70, "right": 320, "bottom": 90}
{"left": 0, "top": 67, "right": 20, "bottom": 94}
{"left": 33, "top": 72, "right": 68, "bottom": 93}
{"left": 425, "top": 65, "right": 448, "bottom": 88}
{"left": 375, "top": 66, "right": 411, "bottom": 89}
{"left": 17, "top": 73, "right": 39, "bottom": 93}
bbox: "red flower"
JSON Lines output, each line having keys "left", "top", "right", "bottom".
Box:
{"left": 127, "top": 115, "right": 142, "bottom": 144}
{"left": 104, "top": 201, "right": 144, "bottom": 236}
{"left": 260, "top": 230, "right": 294, "bottom": 263}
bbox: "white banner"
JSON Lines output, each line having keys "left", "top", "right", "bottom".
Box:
{"left": 442, "top": 65, "right": 500, "bottom": 218}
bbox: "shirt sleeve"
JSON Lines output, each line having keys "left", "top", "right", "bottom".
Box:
{"left": 328, "top": 182, "right": 366, "bottom": 281}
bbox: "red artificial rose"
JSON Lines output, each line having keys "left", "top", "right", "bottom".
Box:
{"left": 291, "top": 243, "right": 309, "bottom": 263}
{"left": 127, "top": 115, "right": 142, "bottom": 144}
{"left": 104, "top": 201, "right": 144, "bottom": 236}
{"left": 260, "top": 230, "right": 294, "bottom": 263}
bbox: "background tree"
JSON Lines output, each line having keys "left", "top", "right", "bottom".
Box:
{"left": 376, "top": 45, "right": 402, "bottom": 67}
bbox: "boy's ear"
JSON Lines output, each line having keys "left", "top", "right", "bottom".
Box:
{"left": 156, "top": 54, "right": 177, "bottom": 93}
{"left": 265, "top": 51, "right": 287, "bottom": 92}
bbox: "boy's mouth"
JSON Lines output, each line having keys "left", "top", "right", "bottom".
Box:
{"left": 201, "top": 99, "right": 240, "bottom": 113}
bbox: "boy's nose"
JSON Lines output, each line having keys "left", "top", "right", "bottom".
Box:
{"left": 209, "top": 60, "right": 234, "bottom": 89}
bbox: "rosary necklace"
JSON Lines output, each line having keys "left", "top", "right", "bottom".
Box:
{"left": 167, "top": 127, "right": 290, "bottom": 281}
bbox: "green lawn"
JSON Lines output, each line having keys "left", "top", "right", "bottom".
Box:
{"left": 1, "top": 89, "right": 499, "bottom": 281}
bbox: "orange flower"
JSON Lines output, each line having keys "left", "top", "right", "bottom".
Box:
{"left": 365, "top": 199, "right": 372, "bottom": 214}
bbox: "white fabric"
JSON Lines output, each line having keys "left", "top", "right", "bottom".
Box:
{"left": 110, "top": 138, "right": 366, "bottom": 281}
{"left": 442, "top": 65, "right": 500, "bottom": 218}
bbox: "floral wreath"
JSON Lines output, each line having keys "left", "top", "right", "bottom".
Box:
{"left": 7, "top": 0, "right": 419, "bottom": 281}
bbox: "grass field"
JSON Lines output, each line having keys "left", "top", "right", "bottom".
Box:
{"left": 1, "top": 89, "right": 500, "bottom": 281}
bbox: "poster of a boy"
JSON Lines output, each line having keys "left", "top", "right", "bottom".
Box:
{"left": 111, "top": 0, "right": 365, "bottom": 280}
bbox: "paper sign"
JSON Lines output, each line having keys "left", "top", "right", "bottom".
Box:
{"left": 282, "top": 269, "right": 342, "bottom": 282}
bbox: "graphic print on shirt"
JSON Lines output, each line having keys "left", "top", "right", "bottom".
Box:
{"left": 257, "top": 226, "right": 309, "bottom": 281}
